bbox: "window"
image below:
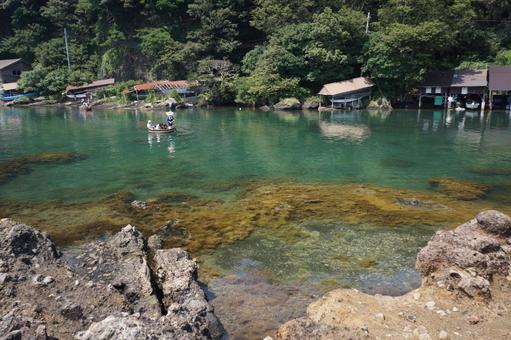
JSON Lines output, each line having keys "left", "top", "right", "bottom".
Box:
{"left": 435, "top": 87, "right": 441, "bottom": 94}
{"left": 461, "top": 87, "right": 468, "bottom": 95}
{"left": 12, "top": 70, "right": 21, "bottom": 76}
{"left": 426, "top": 87, "right": 432, "bottom": 94}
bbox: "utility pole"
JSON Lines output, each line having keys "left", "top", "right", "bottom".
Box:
{"left": 64, "top": 28, "right": 71, "bottom": 70}
{"left": 365, "top": 12, "right": 371, "bottom": 34}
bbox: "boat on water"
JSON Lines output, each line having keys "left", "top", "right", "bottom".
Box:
{"left": 147, "top": 120, "right": 175, "bottom": 133}
{"left": 465, "top": 100, "right": 480, "bottom": 110}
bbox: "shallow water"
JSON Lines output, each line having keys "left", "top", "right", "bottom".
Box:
{"left": 1, "top": 106, "right": 511, "bottom": 338}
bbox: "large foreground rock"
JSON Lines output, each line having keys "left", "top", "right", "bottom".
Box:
{"left": 0, "top": 218, "right": 223, "bottom": 339}
{"left": 275, "top": 211, "right": 511, "bottom": 339}
{"left": 416, "top": 210, "right": 511, "bottom": 298}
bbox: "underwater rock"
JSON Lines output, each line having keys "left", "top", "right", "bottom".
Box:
{"left": 0, "top": 152, "right": 84, "bottom": 185}
{"left": 428, "top": 177, "right": 489, "bottom": 201}
{"left": 130, "top": 200, "right": 148, "bottom": 210}
{"left": 381, "top": 158, "right": 416, "bottom": 168}
{"left": 0, "top": 220, "right": 224, "bottom": 339}
{"left": 468, "top": 167, "right": 511, "bottom": 176}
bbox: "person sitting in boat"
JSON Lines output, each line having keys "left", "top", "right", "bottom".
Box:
{"left": 147, "top": 120, "right": 153, "bottom": 129}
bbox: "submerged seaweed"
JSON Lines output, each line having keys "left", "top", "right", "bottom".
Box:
{"left": 428, "top": 177, "right": 489, "bottom": 201}
{"left": 0, "top": 152, "right": 84, "bottom": 185}
{"left": 1, "top": 180, "right": 509, "bottom": 255}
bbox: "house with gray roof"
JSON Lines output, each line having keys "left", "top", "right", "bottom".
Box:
{"left": 0, "top": 59, "right": 29, "bottom": 84}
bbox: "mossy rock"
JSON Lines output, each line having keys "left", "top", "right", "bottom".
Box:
{"left": 274, "top": 98, "right": 301, "bottom": 110}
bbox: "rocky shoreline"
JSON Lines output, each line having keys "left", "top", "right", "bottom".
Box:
{"left": 2, "top": 211, "right": 511, "bottom": 339}
{"left": 0, "top": 219, "right": 223, "bottom": 339}
{"left": 275, "top": 210, "right": 511, "bottom": 339}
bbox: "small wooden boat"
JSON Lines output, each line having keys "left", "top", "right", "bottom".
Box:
{"left": 147, "top": 120, "right": 175, "bottom": 133}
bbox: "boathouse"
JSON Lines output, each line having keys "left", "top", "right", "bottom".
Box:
{"left": 449, "top": 69, "right": 487, "bottom": 97}
{"left": 65, "top": 78, "right": 116, "bottom": 100}
{"left": 488, "top": 66, "right": 511, "bottom": 109}
{"left": 318, "top": 77, "right": 374, "bottom": 109}
{"left": 0, "top": 58, "right": 29, "bottom": 84}
{"left": 418, "top": 71, "right": 453, "bottom": 107}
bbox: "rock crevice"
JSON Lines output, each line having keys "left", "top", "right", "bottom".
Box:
{"left": 0, "top": 218, "right": 224, "bottom": 339}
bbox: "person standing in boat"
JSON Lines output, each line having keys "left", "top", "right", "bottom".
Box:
{"left": 166, "top": 111, "right": 175, "bottom": 128}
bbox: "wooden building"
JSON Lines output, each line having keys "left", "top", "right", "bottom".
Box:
{"left": 318, "top": 77, "right": 374, "bottom": 109}
{"left": 65, "top": 78, "right": 116, "bottom": 99}
{"left": 123, "top": 80, "right": 200, "bottom": 103}
{"left": 0, "top": 59, "right": 29, "bottom": 84}
{"left": 488, "top": 66, "right": 511, "bottom": 109}
{"left": 449, "top": 69, "right": 488, "bottom": 96}
{"left": 418, "top": 71, "right": 453, "bottom": 107}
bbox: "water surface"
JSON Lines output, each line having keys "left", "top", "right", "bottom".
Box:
{"left": 1, "top": 106, "right": 511, "bottom": 339}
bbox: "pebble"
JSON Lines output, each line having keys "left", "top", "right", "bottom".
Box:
{"left": 436, "top": 310, "right": 447, "bottom": 317}
{"left": 467, "top": 315, "right": 480, "bottom": 325}
{"left": 413, "top": 292, "right": 421, "bottom": 300}
{"left": 374, "top": 313, "right": 385, "bottom": 321}
{"left": 74, "top": 280, "right": 80, "bottom": 286}
{"left": 0, "top": 273, "right": 11, "bottom": 284}
{"left": 42, "top": 276, "right": 54, "bottom": 285}
{"left": 452, "top": 307, "right": 459, "bottom": 312}
{"left": 85, "top": 281, "right": 95, "bottom": 288}
{"left": 438, "top": 330, "right": 449, "bottom": 339}
{"left": 425, "top": 301, "right": 436, "bottom": 310}
{"left": 262, "top": 337, "right": 273, "bottom": 340}
{"left": 413, "top": 326, "right": 428, "bottom": 336}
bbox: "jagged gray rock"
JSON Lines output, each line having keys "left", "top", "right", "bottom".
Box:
{"left": 155, "top": 249, "right": 224, "bottom": 339}
{"left": 0, "top": 219, "right": 223, "bottom": 339}
{"left": 416, "top": 210, "right": 511, "bottom": 298}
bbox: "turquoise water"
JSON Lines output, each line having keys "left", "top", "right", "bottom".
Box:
{"left": 1, "top": 106, "right": 511, "bottom": 338}
{"left": 1, "top": 107, "right": 511, "bottom": 201}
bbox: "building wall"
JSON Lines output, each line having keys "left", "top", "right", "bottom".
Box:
{"left": 0, "top": 62, "right": 28, "bottom": 84}
{"left": 449, "top": 86, "right": 487, "bottom": 95}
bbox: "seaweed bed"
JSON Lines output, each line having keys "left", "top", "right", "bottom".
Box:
{"left": 0, "top": 152, "right": 84, "bottom": 184}
{"left": 1, "top": 180, "right": 510, "bottom": 258}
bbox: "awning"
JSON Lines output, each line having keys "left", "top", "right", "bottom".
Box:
{"left": 1, "top": 82, "right": 18, "bottom": 91}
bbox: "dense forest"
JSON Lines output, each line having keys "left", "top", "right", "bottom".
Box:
{"left": 1, "top": 0, "right": 511, "bottom": 104}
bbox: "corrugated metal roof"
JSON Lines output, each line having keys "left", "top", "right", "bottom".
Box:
{"left": 133, "top": 80, "right": 197, "bottom": 92}
{"left": 66, "top": 78, "right": 115, "bottom": 92}
{"left": 489, "top": 66, "right": 511, "bottom": 91}
{"left": 451, "top": 69, "right": 487, "bottom": 87}
{"left": 0, "top": 58, "right": 22, "bottom": 70}
{"left": 421, "top": 71, "right": 454, "bottom": 87}
{"left": 318, "top": 77, "right": 374, "bottom": 96}
{"left": 1, "top": 82, "right": 18, "bottom": 91}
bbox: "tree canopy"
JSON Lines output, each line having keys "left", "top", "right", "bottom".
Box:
{"left": 1, "top": 0, "right": 510, "bottom": 102}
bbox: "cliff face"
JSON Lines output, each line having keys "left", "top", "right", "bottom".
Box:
{"left": 276, "top": 211, "right": 511, "bottom": 340}
{"left": 0, "top": 219, "right": 224, "bottom": 339}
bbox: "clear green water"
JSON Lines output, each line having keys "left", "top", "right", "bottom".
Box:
{"left": 1, "top": 107, "right": 511, "bottom": 202}
{"left": 1, "top": 106, "right": 511, "bottom": 338}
